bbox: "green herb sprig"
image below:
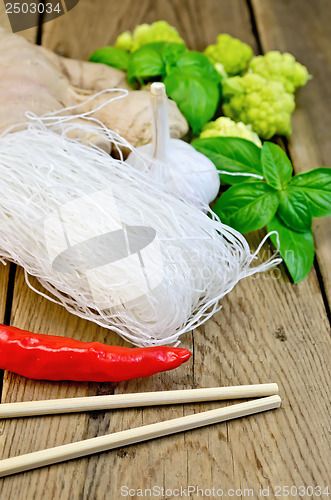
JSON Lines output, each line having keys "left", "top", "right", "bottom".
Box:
{"left": 192, "top": 137, "right": 331, "bottom": 283}
{"left": 89, "top": 42, "right": 221, "bottom": 134}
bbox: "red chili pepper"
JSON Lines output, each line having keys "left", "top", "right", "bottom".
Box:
{"left": 0, "top": 324, "right": 191, "bottom": 382}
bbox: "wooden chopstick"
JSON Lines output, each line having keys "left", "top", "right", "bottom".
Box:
{"left": 0, "top": 395, "right": 281, "bottom": 477}
{"left": 0, "top": 384, "right": 279, "bottom": 419}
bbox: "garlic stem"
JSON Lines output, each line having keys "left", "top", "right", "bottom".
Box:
{"left": 127, "top": 82, "right": 220, "bottom": 206}
{"left": 150, "top": 83, "right": 170, "bottom": 163}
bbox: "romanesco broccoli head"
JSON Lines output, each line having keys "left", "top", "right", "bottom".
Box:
{"left": 115, "top": 21, "right": 185, "bottom": 53}
{"left": 114, "top": 31, "right": 133, "bottom": 52}
{"left": 204, "top": 34, "right": 253, "bottom": 76}
{"left": 222, "top": 73, "right": 295, "bottom": 139}
{"left": 248, "top": 51, "right": 311, "bottom": 93}
{"left": 200, "top": 117, "right": 262, "bottom": 147}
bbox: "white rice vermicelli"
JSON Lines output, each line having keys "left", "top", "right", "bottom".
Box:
{"left": 0, "top": 98, "right": 280, "bottom": 346}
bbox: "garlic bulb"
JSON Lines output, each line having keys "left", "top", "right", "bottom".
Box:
{"left": 126, "top": 82, "right": 220, "bottom": 206}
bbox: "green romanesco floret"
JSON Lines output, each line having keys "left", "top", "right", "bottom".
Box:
{"left": 222, "top": 73, "right": 295, "bottom": 139}
{"left": 248, "top": 51, "right": 311, "bottom": 93}
{"left": 114, "top": 31, "right": 133, "bottom": 52}
{"left": 115, "top": 21, "right": 185, "bottom": 53}
{"left": 204, "top": 34, "right": 253, "bottom": 76}
{"left": 200, "top": 117, "right": 262, "bottom": 147}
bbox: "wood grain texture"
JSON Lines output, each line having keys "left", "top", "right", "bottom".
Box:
{"left": 0, "top": 0, "right": 38, "bottom": 42}
{"left": 41, "top": 0, "right": 259, "bottom": 57}
{"left": 0, "top": 263, "right": 10, "bottom": 400}
{"left": 0, "top": 1, "right": 330, "bottom": 498}
{"left": 0, "top": 263, "right": 9, "bottom": 323}
{"left": 0, "top": 268, "right": 193, "bottom": 498}
{"left": 0, "top": 0, "right": 11, "bottom": 32}
{"left": 251, "top": 0, "right": 331, "bottom": 306}
{"left": 1, "top": 246, "right": 330, "bottom": 498}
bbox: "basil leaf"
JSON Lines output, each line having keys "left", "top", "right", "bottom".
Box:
{"left": 164, "top": 71, "right": 220, "bottom": 133}
{"left": 262, "top": 142, "right": 293, "bottom": 189}
{"left": 192, "top": 137, "right": 263, "bottom": 185}
{"left": 268, "top": 215, "right": 314, "bottom": 283}
{"left": 89, "top": 46, "right": 130, "bottom": 70}
{"left": 278, "top": 188, "right": 312, "bottom": 232}
{"left": 160, "top": 43, "right": 187, "bottom": 68}
{"left": 126, "top": 42, "right": 186, "bottom": 83}
{"left": 147, "top": 42, "right": 186, "bottom": 64}
{"left": 289, "top": 167, "right": 331, "bottom": 217}
{"left": 169, "top": 51, "right": 220, "bottom": 83}
{"left": 213, "top": 181, "right": 279, "bottom": 233}
{"left": 127, "top": 46, "right": 165, "bottom": 83}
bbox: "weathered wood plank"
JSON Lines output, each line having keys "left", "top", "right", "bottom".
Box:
{"left": 0, "top": 1, "right": 330, "bottom": 498}
{"left": 41, "top": 0, "right": 259, "bottom": 57}
{"left": 0, "top": 268, "right": 192, "bottom": 497}
{"left": 251, "top": 0, "right": 331, "bottom": 306}
{"left": 0, "top": 263, "right": 10, "bottom": 401}
{"left": 191, "top": 240, "right": 331, "bottom": 492}
{"left": 1, "top": 253, "right": 330, "bottom": 497}
{"left": 0, "top": 263, "right": 9, "bottom": 324}
{"left": 0, "top": 0, "right": 12, "bottom": 32}
{"left": 0, "top": 0, "right": 38, "bottom": 42}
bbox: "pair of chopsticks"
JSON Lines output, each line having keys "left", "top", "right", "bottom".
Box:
{"left": 0, "top": 383, "right": 281, "bottom": 477}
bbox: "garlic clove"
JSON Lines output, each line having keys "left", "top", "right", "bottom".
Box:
{"left": 126, "top": 82, "right": 220, "bottom": 207}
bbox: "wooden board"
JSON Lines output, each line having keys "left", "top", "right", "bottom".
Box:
{"left": 0, "top": 264, "right": 9, "bottom": 324}
{"left": 0, "top": 0, "right": 12, "bottom": 32}
{"left": 0, "top": 267, "right": 193, "bottom": 497}
{"left": 0, "top": 259, "right": 11, "bottom": 399}
{"left": 251, "top": 0, "right": 331, "bottom": 305}
{"left": 0, "top": 0, "right": 330, "bottom": 498}
{"left": 0, "top": 0, "right": 38, "bottom": 42}
{"left": 41, "top": 0, "right": 259, "bottom": 57}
